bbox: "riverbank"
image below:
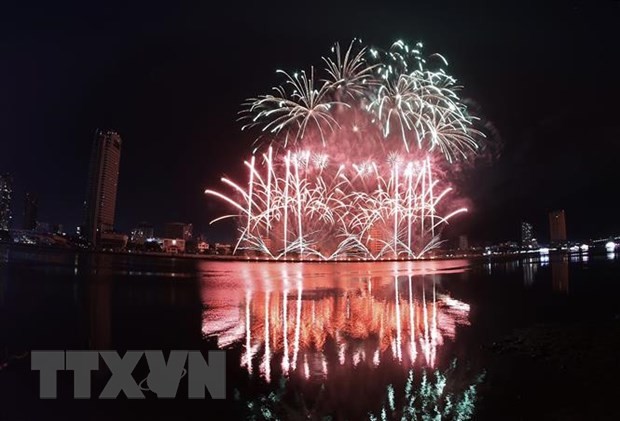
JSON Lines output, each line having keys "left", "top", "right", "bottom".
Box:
{"left": 2, "top": 241, "right": 610, "bottom": 265}
{"left": 0, "top": 241, "right": 530, "bottom": 263}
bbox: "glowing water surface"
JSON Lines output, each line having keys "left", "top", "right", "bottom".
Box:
{"left": 200, "top": 260, "right": 471, "bottom": 385}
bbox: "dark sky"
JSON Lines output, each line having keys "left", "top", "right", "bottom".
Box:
{"left": 1, "top": 0, "right": 619, "bottom": 244}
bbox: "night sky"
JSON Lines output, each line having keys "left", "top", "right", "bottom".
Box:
{"left": 1, "top": 0, "right": 619, "bottom": 244}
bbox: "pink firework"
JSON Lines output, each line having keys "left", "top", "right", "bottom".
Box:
{"left": 206, "top": 40, "right": 482, "bottom": 260}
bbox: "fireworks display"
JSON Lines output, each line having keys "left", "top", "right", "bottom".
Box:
{"left": 206, "top": 40, "right": 482, "bottom": 260}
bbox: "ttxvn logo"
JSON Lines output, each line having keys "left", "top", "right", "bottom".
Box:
{"left": 31, "top": 350, "right": 225, "bottom": 399}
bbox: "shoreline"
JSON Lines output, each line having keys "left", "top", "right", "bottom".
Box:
{"left": 0, "top": 241, "right": 597, "bottom": 264}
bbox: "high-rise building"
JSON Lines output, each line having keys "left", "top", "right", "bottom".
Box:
{"left": 23, "top": 192, "right": 38, "bottom": 230}
{"left": 549, "top": 210, "right": 567, "bottom": 244}
{"left": 458, "top": 235, "right": 469, "bottom": 250}
{"left": 84, "top": 129, "right": 122, "bottom": 246}
{"left": 0, "top": 174, "right": 12, "bottom": 231}
{"left": 521, "top": 221, "right": 534, "bottom": 248}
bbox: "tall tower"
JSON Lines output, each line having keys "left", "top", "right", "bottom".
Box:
{"left": 549, "top": 210, "right": 567, "bottom": 245}
{"left": 458, "top": 235, "right": 469, "bottom": 250}
{"left": 23, "top": 193, "right": 38, "bottom": 230}
{"left": 0, "top": 174, "right": 12, "bottom": 231}
{"left": 84, "top": 129, "right": 122, "bottom": 246}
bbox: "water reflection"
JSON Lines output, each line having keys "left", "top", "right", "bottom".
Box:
{"left": 200, "top": 261, "right": 471, "bottom": 383}
{"left": 607, "top": 251, "right": 616, "bottom": 260}
{"left": 521, "top": 255, "right": 569, "bottom": 293}
{"left": 551, "top": 258, "right": 569, "bottom": 293}
{"left": 522, "top": 257, "right": 539, "bottom": 286}
{"left": 88, "top": 278, "right": 111, "bottom": 349}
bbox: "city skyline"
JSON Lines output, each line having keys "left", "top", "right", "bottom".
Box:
{"left": 0, "top": 145, "right": 616, "bottom": 246}
{"left": 2, "top": 160, "right": 614, "bottom": 249}
{"left": 0, "top": 1, "right": 619, "bottom": 243}
{"left": 0, "top": 122, "right": 614, "bottom": 249}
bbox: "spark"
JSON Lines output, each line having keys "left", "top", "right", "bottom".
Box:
{"left": 241, "top": 40, "right": 481, "bottom": 159}
{"left": 208, "top": 39, "right": 483, "bottom": 260}
{"left": 206, "top": 151, "right": 463, "bottom": 260}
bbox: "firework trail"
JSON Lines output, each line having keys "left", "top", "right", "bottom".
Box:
{"left": 206, "top": 40, "right": 482, "bottom": 260}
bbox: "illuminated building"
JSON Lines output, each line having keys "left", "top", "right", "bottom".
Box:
{"left": 548, "top": 210, "right": 567, "bottom": 245}
{"left": 197, "top": 241, "right": 209, "bottom": 253}
{"left": 162, "top": 238, "right": 185, "bottom": 253}
{"left": 521, "top": 221, "right": 534, "bottom": 248}
{"left": 0, "top": 174, "right": 12, "bottom": 231}
{"left": 130, "top": 221, "right": 154, "bottom": 244}
{"left": 84, "top": 129, "right": 122, "bottom": 246}
{"left": 23, "top": 193, "right": 38, "bottom": 230}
